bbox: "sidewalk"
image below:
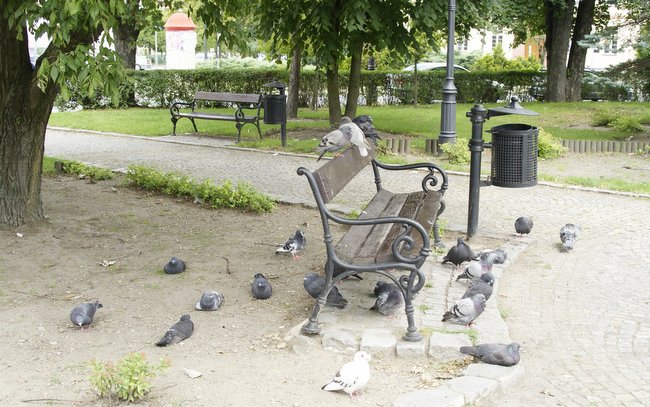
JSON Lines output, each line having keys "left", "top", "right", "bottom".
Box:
{"left": 44, "top": 128, "right": 650, "bottom": 406}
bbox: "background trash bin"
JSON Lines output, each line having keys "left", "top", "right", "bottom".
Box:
{"left": 263, "top": 94, "right": 286, "bottom": 124}
{"left": 489, "top": 123, "right": 538, "bottom": 188}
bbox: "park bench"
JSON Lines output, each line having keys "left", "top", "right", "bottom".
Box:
{"left": 297, "top": 143, "right": 448, "bottom": 342}
{"left": 170, "top": 91, "right": 263, "bottom": 141}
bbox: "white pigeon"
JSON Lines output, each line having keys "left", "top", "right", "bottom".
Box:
{"left": 275, "top": 229, "right": 306, "bottom": 260}
{"left": 560, "top": 223, "right": 580, "bottom": 251}
{"left": 322, "top": 351, "right": 371, "bottom": 399}
{"left": 316, "top": 116, "right": 371, "bottom": 160}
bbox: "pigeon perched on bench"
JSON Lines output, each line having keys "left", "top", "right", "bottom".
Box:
{"left": 560, "top": 223, "right": 580, "bottom": 251}
{"left": 442, "top": 293, "right": 486, "bottom": 326}
{"left": 155, "top": 314, "right": 193, "bottom": 346}
{"left": 352, "top": 114, "right": 381, "bottom": 146}
{"left": 515, "top": 216, "right": 533, "bottom": 236}
{"left": 275, "top": 229, "right": 306, "bottom": 260}
{"left": 252, "top": 273, "right": 272, "bottom": 299}
{"left": 195, "top": 291, "right": 224, "bottom": 311}
{"left": 316, "top": 116, "right": 371, "bottom": 160}
{"left": 70, "top": 300, "right": 103, "bottom": 328}
{"left": 460, "top": 342, "right": 521, "bottom": 366}
{"left": 303, "top": 273, "right": 348, "bottom": 309}
{"left": 322, "top": 351, "right": 371, "bottom": 399}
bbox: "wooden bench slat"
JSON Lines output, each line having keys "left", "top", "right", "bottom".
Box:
{"left": 334, "top": 188, "right": 393, "bottom": 262}
{"left": 314, "top": 145, "right": 376, "bottom": 203}
{"left": 194, "top": 91, "right": 261, "bottom": 104}
{"left": 355, "top": 193, "right": 409, "bottom": 262}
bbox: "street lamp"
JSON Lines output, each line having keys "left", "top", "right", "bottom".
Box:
{"left": 438, "top": 0, "right": 457, "bottom": 145}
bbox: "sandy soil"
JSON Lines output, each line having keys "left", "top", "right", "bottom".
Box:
{"left": 0, "top": 175, "right": 460, "bottom": 406}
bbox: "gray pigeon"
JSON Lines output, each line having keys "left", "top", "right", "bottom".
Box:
{"left": 514, "top": 216, "right": 533, "bottom": 236}
{"left": 303, "top": 273, "right": 348, "bottom": 309}
{"left": 442, "top": 237, "right": 476, "bottom": 269}
{"left": 155, "top": 315, "right": 194, "bottom": 346}
{"left": 462, "top": 272, "right": 495, "bottom": 301}
{"left": 442, "top": 293, "right": 486, "bottom": 326}
{"left": 164, "top": 256, "right": 186, "bottom": 274}
{"left": 316, "top": 117, "right": 371, "bottom": 160}
{"left": 275, "top": 229, "right": 306, "bottom": 259}
{"left": 373, "top": 280, "right": 393, "bottom": 297}
{"left": 560, "top": 223, "right": 580, "bottom": 251}
{"left": 456, "top": 255, "right": 495, "bottom": 282}
{"left": 70, "top": 300, "right": 103, "bottom": 328}
{"left": 369, "top": 283, "right": 403, "bottom": 315}
{"left": 479, "top": 249, "right": 507, "bottom": 264}
{"left": 252, "top": 273, "right": 272, "bottom": 299}
{"left": 195, "top": 291, "right": 224, "bottom": 311}
{"left": 460, "top": 342, "right": 521, "bottom": 366}
{"left": 352, "top": 115, "right": 381, "bottom": 146}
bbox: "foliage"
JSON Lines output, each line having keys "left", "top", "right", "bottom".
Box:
{"left": 470, "top": 46, "right": 542, "bottom": 72}
{"left": 537, "top": 127, "right": 567, "bottom": 160}
{"left": 125, "top": 165, "right": 276, "bottom": 213}
{"left": 612, "top": 117, "right": 645, "bottom": 133}
{"left": 440, "top": 142, "right": 470, "bottom": 165}
{"left": 89, "top": 352, "right": 170, "bottom": 403}
{"left": 62, "top": 161, "right": 114, "bottom": 181}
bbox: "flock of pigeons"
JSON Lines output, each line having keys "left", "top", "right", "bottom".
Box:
{"left": 68, "top": 115, "right": 583, "bottom": 399}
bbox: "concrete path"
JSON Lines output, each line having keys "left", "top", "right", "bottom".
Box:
{"left": 45, "top": 128, "right": 650, "bottom": 406}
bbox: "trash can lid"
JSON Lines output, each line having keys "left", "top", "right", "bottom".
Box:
{"left": 263, "top": 80, "right": 287, "bottom": 89}
{"left": 488, "top": 96, "right": 538, "bottom": 117}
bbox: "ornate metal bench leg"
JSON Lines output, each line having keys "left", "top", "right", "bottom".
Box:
{"left": 171, "top": 118, "right": 178, "bottom": 136}
{"left": 255, "top": 120, "right": 262, "bottom": 139}
{"left": 190, "top": 118, "right": 198, "bottom": 133}
{"left": 432, "top": 200, "right": 447, "bottom": 248}
{"left": 402, "top": 295, "right": 422, "bottom": 342}
{"left": 236, "top": 122, "right": 243, "bottom": 142}
{"left": 302, "top": 298, "right": 325, "bottom": 335}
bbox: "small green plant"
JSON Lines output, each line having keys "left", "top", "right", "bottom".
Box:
{"left": 537, "top": 127, "right": 567, "bottom": 160}
{"left": 89, "top": 352, "right": 170, "bottom": 403}
{"left": 591, "top": 109, "right": 617, "bottom": 127}
{"left": 440, "top": 141, "right": 470, "bottom": 165}
{"left": 125, "top": 165, "right": 275, "bottom": 213}
{"left": 62, "top": 161, "right": 114, "bottom": 180}
{"left": 612, "top": 117, "right": 644, "bottom": 133}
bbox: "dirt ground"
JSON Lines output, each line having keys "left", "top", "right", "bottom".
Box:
{"left": 0, "top": 175, "right": 459, "bottom": 406}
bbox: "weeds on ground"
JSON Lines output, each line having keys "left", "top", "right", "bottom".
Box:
{"left": 125, "top": 165, "right": 276, "bottom": 213}
{"left": 537, "top": 127, "right": 567, "bottom": 160}
{"left": 440, "top": 142, "right": 470, "bottom": 165}
{"left": 89, "top": 352, "right": 170, "bottom": 403}
{"left": 56, "top": 160, "right": 114, "bottom": 181}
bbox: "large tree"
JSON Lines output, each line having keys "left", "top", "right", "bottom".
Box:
{"left": 0, "top": 0, "right": 133, "bottom": 226}
{"left": 113, "top": 0, "right": 168, "bottom": 69}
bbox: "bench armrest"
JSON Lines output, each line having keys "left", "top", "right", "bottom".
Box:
{"left": 170, "top": 100, "right": 195, "bottom": 116}
{"left": 234, "top": 101, "right": 262, "bottom": 118}
{"left": 372, "top": 160, "right": 448, "bottom": 195}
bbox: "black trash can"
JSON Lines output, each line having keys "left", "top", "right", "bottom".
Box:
{"left": 489, "top": 123, "right": 538, "bottom": 188}
{"left": 263, "top": 94, "right": 286, "bottom": 124}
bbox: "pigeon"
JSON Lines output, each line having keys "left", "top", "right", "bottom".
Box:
{"left": 69, "top": 300, "right": 103, "bottom": 328}
{"left": 252, "top": 273, "right": 272, "bottom": 299}
{"left": 478, "top": 248, "right": 507, "bottom": 264}
{"left": 373, "top": 280, "right": 393, "bottom": 297}
{"left": 303, "top": 273, "right": 349, "bottom": 309}
{"left": 442, "top": 293, "right": 486, "bottom": 326}
{"left": 195, "top": 291, "right": 224, "bottom": 311}
{"left": 316, "top": 116, "right": 371, "bottom": 160}
{"left": 459, "top": 342, "right": 521, "bottom": 366}
{"left": 275, "top": 229, "right": 306, "bottom": 260}
{"left": 352, "top": 114, "right": 381, "bottom": 146}
{"left": 515, "top": 216, "right": 533, "bottom": 236}
{"left": 155, "top": 314, "right": 194, "bottom": 346}
{"left": 369, "top": 283, "right": 403, "bottom": 316}
{"left": 560, "top": 223, "right": 580, "bottom": 251}
{"left": 164, "top": 256, "right": 186, "bottom": 274}
{"left": 462, "top": 272, "right": 495, "bottom": 301}
{"left": 442, "top": 237, "right": 476, "bottom": 269}
{"left": 456, "top": 254, "right": 495, "bottom": 282}
{"left": 322, "top": 351, "right": 371, "bottom": 399}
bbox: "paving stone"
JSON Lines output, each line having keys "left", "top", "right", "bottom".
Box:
{"left": 360, "top": 328, "right": 397, "bottom": 356}
{"left": 445, "top": 375, "right": 499, "bottom": 403}
{"left": 392, "top": 386, "right": 465, "bottom": 407}
{"left": 428, "top": 332, "right": 472, "bottom": 361}
{"left": 463, "top": 362, "right": 525, "bottom": 389}
{"left": 321, "top": 328, "right": 357, "bottom": 353}
{"left": 396, "top": 339, "right": 426, "bottom": 358}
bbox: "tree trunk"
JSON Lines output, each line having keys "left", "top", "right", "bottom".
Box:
{"left": 544, "top": 0, "right": 574, "bottom": 102}
{"left": 326, "top": 64, "right": 341, "bottom": 126}
{"left": 344, "top": 42, "right": 362, "bottom": 118}
{"left": 0, "top": 22, "right": 58, "bottom": 226}
{"left": 114, "top": 22, "right": 139, "bottom": 69}
{"left": 287, "top": 43, "right": 302, "bottom": 119}
{"left": 566, "top": 0, "right": 596, "bottom": 101}
{"left": 310, "top": 68, "right": 320, "bottom": 111}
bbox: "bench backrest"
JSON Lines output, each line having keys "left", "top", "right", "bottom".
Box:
{"left": 194, "top": 91, "right": 262, "bottom": 105}
{"left": 312, "top": 144, "right": 377, "bottom": 204}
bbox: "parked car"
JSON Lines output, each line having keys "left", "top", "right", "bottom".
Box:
{"left": 403, "top": 62, "right": 469, "bottom": 72}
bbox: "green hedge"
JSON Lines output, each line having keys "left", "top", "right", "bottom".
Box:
{"left": 55, "top": 68, "right": 549, "bottom": 111}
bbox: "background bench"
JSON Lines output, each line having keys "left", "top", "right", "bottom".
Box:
{"left": 170, "top": 91, "right": 263, "bottom": 141}
{"left": 297, "top": 143, "right": 448, "bottom": 342}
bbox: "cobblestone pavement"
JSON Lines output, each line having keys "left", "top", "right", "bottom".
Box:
{"left": 45, "top": 129, "right": 650, "bottom": 406}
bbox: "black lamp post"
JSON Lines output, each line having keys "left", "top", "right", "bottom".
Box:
{"left": 466, "top": 97, "right": 539, "bottom": 238}
{"left": 439, "top": 0, "right": 457, "bottom": 145}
